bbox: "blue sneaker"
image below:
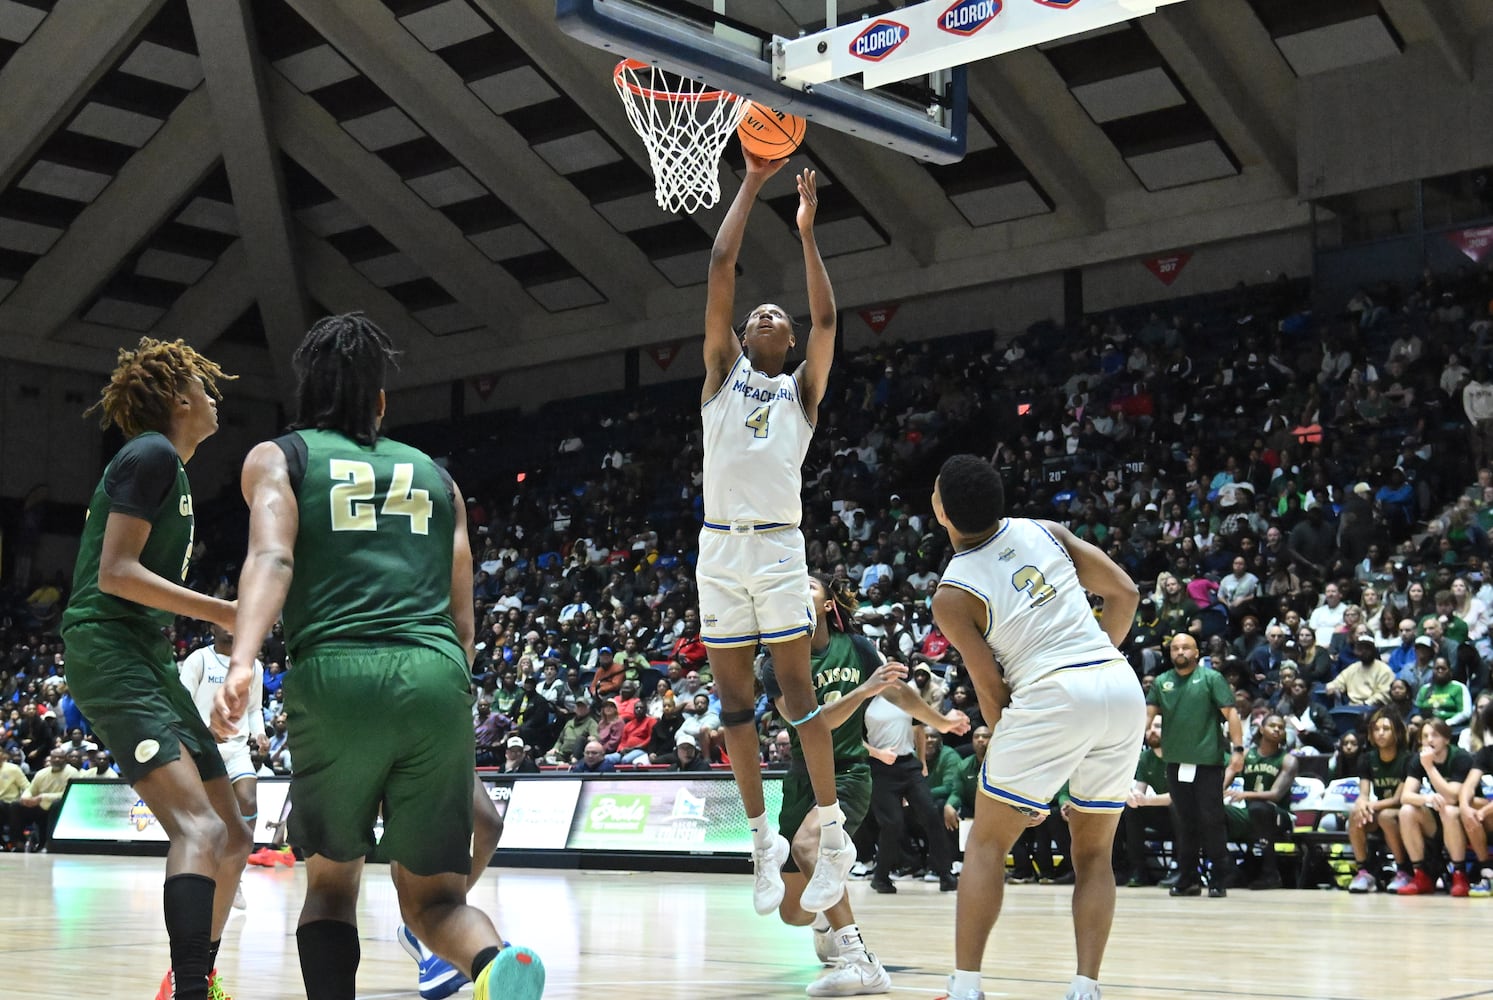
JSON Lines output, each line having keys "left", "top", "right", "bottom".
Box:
{"left": 398, "top": 924, "right": 471, "bottom": 999}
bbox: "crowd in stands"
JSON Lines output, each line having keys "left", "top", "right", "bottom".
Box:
{"left": 3, "top": 258, "right": 1493, "bottom": 882}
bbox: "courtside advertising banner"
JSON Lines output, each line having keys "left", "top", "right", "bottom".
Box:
{"left": 52, "top": 778, "right": 291, "bottom": 845}
{"left": 564, "top": 778, "right": 784, "bottom": 852}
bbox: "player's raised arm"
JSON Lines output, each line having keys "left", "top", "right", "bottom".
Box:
{"left": 1039, "top": 519, "right": 1139, "bottom": 649}
{"left": 704, "top": 152, "right": 787, "bottom": 400}
{"left": 448, "top": 476, "right": 477, "bottom": 667}
{"left": 215, "top": 441, "right": 298, "bottom": 740}
{"left": 794, "top": 169, "right": 836, "bottom": 420}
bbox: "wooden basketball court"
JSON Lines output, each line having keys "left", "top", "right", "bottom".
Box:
{"left": 5, "top": 854, "right": 1487, "bottom": 1000}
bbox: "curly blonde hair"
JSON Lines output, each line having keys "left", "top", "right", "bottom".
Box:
{"left": 87, "top": 338, "right": 235, "bottom": 438}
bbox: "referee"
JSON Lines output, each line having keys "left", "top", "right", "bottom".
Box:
{"left": 1145, "top": 633, "right": 1244, "bottom": 897}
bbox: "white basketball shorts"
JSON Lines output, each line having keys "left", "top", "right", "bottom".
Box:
{"left": 696, "top": 524, "right": 814, "bottom": 648}
{"left": 979, "top": 659, "right": 1145, "bottom": 815}
{"left": 218, "top": 737, "right": 256, "bottom": 784}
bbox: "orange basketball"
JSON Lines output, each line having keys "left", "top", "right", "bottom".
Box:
{"left": 737, "top": 102, "right": 806, "bottom": 160}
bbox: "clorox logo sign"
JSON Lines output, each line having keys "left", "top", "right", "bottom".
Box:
{"left": 940, "top": 0, "right": 1001, "bottom": 35}
{"left": 850, "top": 19, "right": 910, "bottom": 62}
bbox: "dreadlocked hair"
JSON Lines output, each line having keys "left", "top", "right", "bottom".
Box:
{"left": 813, "top": 572, "right": 861, "bottom": 634}
{"left": 291, "top": 312, "right": 400, "bottom": 445}
{"left": 87, "top": 337, "right": 235, "bottom": 438}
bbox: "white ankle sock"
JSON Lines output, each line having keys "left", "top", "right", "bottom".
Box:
{"left": 748, "top": 813, "right": 772, "bottom": 849}
{"left": 817, "top": 804, "right": 846, "bottom": 849}
{"left": 951, "top": 970, "right": 981, "bottom": 996}
{"left": 833, "top": 923, "right": 865, "bottom": 955}
{"left": 1069, "top": 974, "right": 1100, "bottom": 998}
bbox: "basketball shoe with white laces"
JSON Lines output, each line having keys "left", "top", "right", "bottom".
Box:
{"left": 806, "top": 952, "right": 891, "bottom": 996}
{"left": 800, "top": 843, "right": 857, "bottom": 912}
{"left": 752, "top": 833, "right": 792, "bottom": 914}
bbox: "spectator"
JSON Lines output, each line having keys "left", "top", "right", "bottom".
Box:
{"left": 473, "top": 700, "right": 510, "bottom": 767}
{"left": 547, "top": 698, "right": 598, "bottom": 764}
{"left": 669, "top": 733, "right": 711, "bottom": 772}
{"left": 1325, "top": 637, "right": 1394, "bottom": 709}
{"left": 0, "top": 747, "right": 28, "bottom": 847}
{"left": 570, "top": 740, "right": 616, "bottom": 774}
{"left": 501, "top": 736, "right": 540, "bottom": 774}
{"left": 1218, "top": 557, "right": 1261, "bottom": 623}
{"left": 675, "top": 694, "right": 722, "bottom": 762}
{"left": 6, "top": 746, "right": 77, "bottom": 851}
{"left": 1387, "top": 677, "right": 1419, "bottom": 725}
{"left": 588, "top": 647, "right": 624, "bottom": 699}
{"left": 1414, "top": 657, "right": 1472, "bottom": 729}
{"left": 595, "top": 700, "right": 624, "bottom": 754}
{"left": 607, "top": 701, "right": 657, "bottom": 767}
{"left": 1146, "top": 633, "right": 1243, "bottom": 896}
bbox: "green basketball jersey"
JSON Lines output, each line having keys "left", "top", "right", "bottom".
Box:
{"left": 1134, "top": 746, "right": 1168, "bottom": 794}
{"left": 1360, "top": 748, "right": 1408, "bottom": 800}
{"left": 1242, "top": 745, "right": 1286, "bottom": 793}
{"left": 281, "top": 429, "right": 465, "bottom": 669}
{"left": 62, "top": 432, "right": 195, "bottom": 633}
{"left": 767, "top": 632, "right": 878, "bottom": 764}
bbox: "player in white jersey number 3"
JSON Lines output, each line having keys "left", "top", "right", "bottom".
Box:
{"left": 930, "top": 455, "right": 1145, "bottom": 1000}
{"left": 699, "top": 151, "right": 852, "bottom": 916}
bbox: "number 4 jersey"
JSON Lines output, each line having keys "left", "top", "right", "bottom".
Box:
{"left": 273, "top": 429, "right": 465, "bottom": 668}
{"left": 701, "top": 353, "right": 814, "bottom": 526}
{"left": 938, "top": 518, "right": 1121, "bottom": 694}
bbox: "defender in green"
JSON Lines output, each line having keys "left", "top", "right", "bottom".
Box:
{"left": 761, "top": 574, "right": 969, "bottom": 997}
{"left": 214, "top": 314, "right": 542, "bottom": 1000}
{"left": 60, "top": 338, "right": 246, "bottom": 1000}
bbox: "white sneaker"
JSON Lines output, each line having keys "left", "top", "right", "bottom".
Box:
{"left": 753, "top": 834, "right": 791, "bottom": 915}
{"left": 232, "top": 884, "right": 246, "bottom": 910}
{"left": 813, "top": 925, "right": 838, "bottom": 966}
{"left": 850, "top": 861, "right": 870, "bottom": 878}
{"left": 806, "top": 953, "right": 891, "bottom": 996}
{"left": 801, "top": 843, "right": 857, "bottom": 912}
{"left": 943, "top": 975, "right": 985, "bottom": 1000}
{"left": 1065, "top": 990, "right": 1101, "bottom": 1000}
{"left": 923, "top": 871, "right": 941, "bottom": 883}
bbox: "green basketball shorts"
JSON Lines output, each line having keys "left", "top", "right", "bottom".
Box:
{"left": 284, "top": 644, "right": 475, "bottom": 876}
{"left": 61, "top": 620, "right": 227, "bottom": 785}
{"left": 779, "top": 761, "right": 872, "bottom": 873}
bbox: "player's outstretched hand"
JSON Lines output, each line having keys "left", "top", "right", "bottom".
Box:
{"left": 796, "top": 169, "right": 818, "bottom": 234}
{"left": 865, "top": 660, "right": 909, "bottom": 697}
{"left": 743, "top": 150, "right": 789, "bottom": 179}
{"left": 942, "top": 709, "right": 971, "bottom": 736}
{"left": 211, "top": 676, "right": 248, "bottom": 743}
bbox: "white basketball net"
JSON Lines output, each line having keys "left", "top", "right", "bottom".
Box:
{"left": 613, "top": 60, "right": 750, "bottom": 215}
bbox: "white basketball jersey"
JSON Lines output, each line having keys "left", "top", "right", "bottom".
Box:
{"left": 939, "top": 518, "right": 1120, "bottom": 693}
{"left": 701, "top": 353, "right": 814, "bottom": 525}
{"left": 178, "top": 644, "right": 264, "bottom": 743}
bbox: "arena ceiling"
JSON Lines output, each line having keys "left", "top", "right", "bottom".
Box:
{"left": 0, "top": 0, "right": 1487, "bottom": 400}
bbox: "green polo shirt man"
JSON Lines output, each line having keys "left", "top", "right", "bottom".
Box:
{"left": 1144, "top": 633, "right": 1244, "bottom": 895}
